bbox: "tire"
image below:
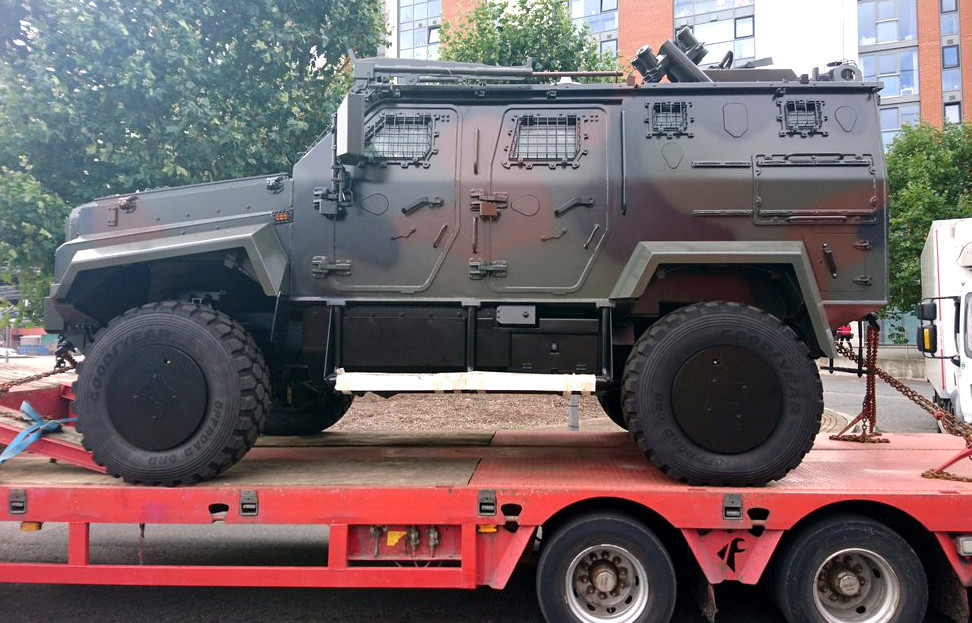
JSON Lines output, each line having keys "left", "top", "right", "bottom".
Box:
{"left": 597, "top": 391, "right": 628, "bottom": 429}
{"left": 75, "top": 302, "right": 269, "bottom": 485}
{"left": 263, "top": 390, "right": 353, "bottom": 436}
{"left": 536, "top": 512, "right": 676, "bottom": 623}
{"left": 622, "top": 301, "right": 822, "bottom": 486}
{"left": 773, "top": 514, "right": 927, "bottom": 623}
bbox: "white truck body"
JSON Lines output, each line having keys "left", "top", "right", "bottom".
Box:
{"left": 920, "top": 218, "right": 972, "bottom": 421}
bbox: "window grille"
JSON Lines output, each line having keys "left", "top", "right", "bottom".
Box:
{"left": 649, "top": 102, "right": 690, "bottom": 136}
{"left": 510, "top": 115, "right": 580, "bottom": 163}
{"left": 781, "top": 100, "right": 826, "bottom": 136}
{"left": 364, "top": 114, "right": 434, "bottom": 162}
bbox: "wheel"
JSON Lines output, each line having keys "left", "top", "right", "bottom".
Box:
{"left": 622, "top": 301, "right": 822, "bottom": 485}
{"left": 263, "top": 388, "right": 353, "bottom": 436}
{"left": 597, "top": 391, "right": 628, "bottom": 429}
{"left": 75, "top": 301, "right": 269, "bottom": 485}
{"left": 536, "top": 512, "right": 676, "bottom": 623}
{"left": 773, "top": 514, "right": 927, "bottom": 623}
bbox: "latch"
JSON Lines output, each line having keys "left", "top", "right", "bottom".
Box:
{"left": 722, "top": 493, "right": 743, "bottom": 520}
{"left": 469, "top": 189, "right": 509, "bottom": 219}
{"left": 311, "top": 256, "right": 352, "bottom": 278}
{"left": 402, "top": 196, "right": 444, "bottom": 215}
{"left": 469, "top": 259, "right": 507, "bottom": 279}
{"left": 239, "top": 490, "right": 258, "bottom": 517}
{"left": 8, "top": 489, "right": 26, "bottom": 515}
{"left": 313, "top": 186, "right": 349, "bottom": 219}
{"left": 478, "top": 490, "right": 497, "bottom": 516}
{"left": 853, "top": 275, "right": 873, "bottom": 286}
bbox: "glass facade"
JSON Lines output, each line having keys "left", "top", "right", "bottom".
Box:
{"left": 572, "top": 0, "right": 619, "bottom": 57}
{"left": 878, "top": 103, "right": 919, "bottom": 149}
{"left": 858, "top": 0, "right": 917, "bottom": 46}
{"left": 398, "top": 0, "right": 441, "bottom": 60}
{"left": 861, "top": 49, "right": 919, "bottom": 97}
{"left": 674, "top": 0, "right": 755, "bottom": 66}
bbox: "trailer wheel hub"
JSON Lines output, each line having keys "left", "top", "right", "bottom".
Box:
{"left": 813, "top": 548, "right": 899, "bottom": 623}
{"left": 567, "top": 544, "right": 647, "bottom": 622}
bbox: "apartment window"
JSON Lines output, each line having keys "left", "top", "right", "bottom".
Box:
{"left": 572, "top": 0, "right": 618, "bottom": 34}
{"left": 942, "top": 12, "right": 960, "bottom": 35}
{"left": 398, "top": 0, "right": 441, "bottom": 60}
{"left": 858, "top": 0, "right": 918, "bottom": 46}
{"left": 675, "top": 0, "right": 752, "bottom": 17}
{"left": 879, "top": 103, "right": 919, "bottom": 149}
{"left": 861, "top": 49, "right": 919, "bottom": 97}
{"left": 942, "top": 0, "right": 957, "bottom": 11}
{"left": 946, "top": 102, "right": 962, "bottom": 123}
{"left": 600, "top": 39, "right": 618, "bottom": 57}
{"left": 944, "top": 69, "right": 963, "bottom": 91}
{"left": 944, "top": 46, "right": 960, "bottom": 69}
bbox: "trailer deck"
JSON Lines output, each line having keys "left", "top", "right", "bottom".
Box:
{"left": 2, "top": 384, "right": 972, "bottom": 622}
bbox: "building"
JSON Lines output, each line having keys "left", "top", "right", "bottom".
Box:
{"left": 382, "top": 0, "right": 970, "bottom": 145}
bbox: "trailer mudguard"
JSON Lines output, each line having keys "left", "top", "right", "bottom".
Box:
{"left": 50, "top": 222, "right": 288, "bottom": 300}
{"left": 610, "top": 241, "right": 835, "bottom": 358}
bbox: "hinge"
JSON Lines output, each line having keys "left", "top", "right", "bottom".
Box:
{"left": 8, "top": 489, "right": 26, "bottom": 515}
{"left": 240, "top": 490, "right": 258, "bottom": 517}
{"left": 311, "top": 256, "right": 352, "bottom": 278}
{"left": 107, "top": 205, "right": 118, "bottom": 226}
{"left": 469, "top": 259, "right": 507, "bottom": 279}
{"left": 469, "top": 189, "right": 509, "bottom": 219}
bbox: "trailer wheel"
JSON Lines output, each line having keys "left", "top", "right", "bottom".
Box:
{"left": 773, "top": 514, "right": 927, "bottom": 623}
{"left": 263, "top": 390, "right": 353, "bottom": 436}
{"left": 597, "top": 392, "right": 628, "bottom": 429}
{"left": 622, "top": 301, "right": 821, "bottom": 485}
{"left": 75, "top": 302, "right": 269, "bottom": 485}
{"left": 536, "top": 512, "right": 676, "bottom": 623}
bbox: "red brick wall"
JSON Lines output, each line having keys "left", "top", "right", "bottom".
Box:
{"left": 442, "top": 0, "right": 479, "bottom": 30}
{"left": 961, "top": 0, "right": 972, "bottom": 121}
{"left": 917, "top": 0, "right": 943, "bottom": 126}
{"left": 618, "top": 0, "right": 672, "bottom": 69}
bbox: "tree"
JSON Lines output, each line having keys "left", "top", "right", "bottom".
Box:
{"left": 886, "top": 122, "right": 972, "bottom": 318}
{"left": 0, "top": 0, "right": 385, "bottom": 320}
{"left": 439, "top": 0, "right": 618, "bottom": 74}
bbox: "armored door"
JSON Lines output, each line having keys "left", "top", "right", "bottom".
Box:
{"left": 328, "top": 105, "right": 460, "bottom": 293}
{"left": 477, "top": 106, "right": 609, "bottom": 292}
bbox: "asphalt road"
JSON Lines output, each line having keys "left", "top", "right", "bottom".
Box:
{"left": 0, "top": 373, "right": 958, "bottom": 623}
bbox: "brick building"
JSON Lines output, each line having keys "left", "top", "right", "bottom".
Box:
{"left": 383, "top": 0, "right": 967, "bottom": 145}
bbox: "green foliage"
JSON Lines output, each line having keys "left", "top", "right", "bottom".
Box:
{"left": 0, "top": 164, "right": 68, "bottom": 323}
{"left": 0, "top": 0, "right": 385, "bottom": 321}
{"left": 439, "top": 0, "right": 618, "bottom": 74}
{"left": 886, "top": 122, "right": 972, "bottom": 318}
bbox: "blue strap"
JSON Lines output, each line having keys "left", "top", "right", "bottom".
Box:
{"left": 0, "top": 401, "right": 77, "bottom": 465}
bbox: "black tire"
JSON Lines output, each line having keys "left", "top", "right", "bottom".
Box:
{"left": 536, "top": 512, "right": 676, "bottom": 623}
{"left": 773, "top": 514, "right": 927, "bottom": 623}
{"left": 597, "top": 391, "right": 628, "bottom": 429}
{"left": 622, "top": 301, "right": 821, "bottom": 486}
{"left": 263, "top": 390, "right": 353, "bottom": 436}
{"left": 75, "top": 301, "right": 269, "bottom": 485}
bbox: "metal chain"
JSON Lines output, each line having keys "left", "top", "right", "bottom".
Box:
{"left": 833, "top": 329, "right": 972, "bottom": 482}
{"left": 0, "top": 349, "right": 77, "bottom": 403}
{"left": 831, "top": 322, "right": 884, "bottom": 442}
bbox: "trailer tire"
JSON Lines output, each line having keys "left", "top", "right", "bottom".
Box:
{"left": 622, "top": 301, "right": 821, "bottom": 485}
{"left": 597, "top": 391, "right": 628, "bottom": 429}
{"left": 263, "top": 390, "right": 353, "bottom": 436}
{"left": 75, "top": 301, "right": 269, "bottom": 485}
{"left": 536, "top": 512, "right": 676, "bottom": 623}
{"left": 773, "top": 514, "right": 927, "bottom": 623}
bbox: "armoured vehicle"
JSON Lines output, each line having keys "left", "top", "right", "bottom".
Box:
{"left": 45, "top": 29, "right": 887, "bottom": 486}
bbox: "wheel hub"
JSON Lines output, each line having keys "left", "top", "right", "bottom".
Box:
{"left": 567, "top": 544, "right": 647, "bottom": 622}
{"left": 813, "top": 549, "right": 899, "bottom": 623}
{"left": 671, "top": 345, "right": 783, "bottom": 454}
{"left": 106, "top": 345, "right": 209, "bottom": 451}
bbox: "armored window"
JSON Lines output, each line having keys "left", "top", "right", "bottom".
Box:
{"left": 648, "top": 101, "right": 691, "bottom": 137}
{"left": 510, "top": 115, "right": 580, "bottom": 163}
{"left": 363, "top": 113, "right": 434, "bottom": 164}
{"left": 780, "top": 100, "right": 826, "bottom": 137}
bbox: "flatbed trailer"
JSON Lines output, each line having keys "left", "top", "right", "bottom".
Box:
{"left": 2, "top": 385, "right": 972, "bottom": 623}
